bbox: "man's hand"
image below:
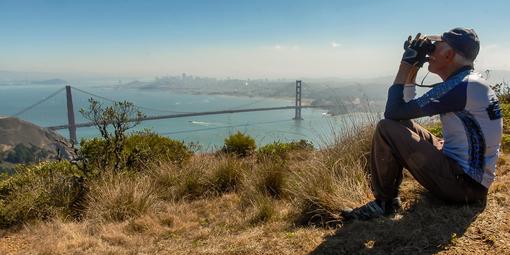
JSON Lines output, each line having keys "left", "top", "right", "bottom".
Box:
{"left": 401, "top": 33, "right": 430, "bottom": 67}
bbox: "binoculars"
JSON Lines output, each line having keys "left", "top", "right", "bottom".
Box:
{"left": 423, "top": 40, "right": 436, "bottom": 55}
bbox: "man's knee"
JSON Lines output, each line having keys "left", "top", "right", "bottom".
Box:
{"left": 376, "top": 119, "right": 400, "bottom": 133}
{"left": 375, "top": 119, "right": 414, "bottom": 141}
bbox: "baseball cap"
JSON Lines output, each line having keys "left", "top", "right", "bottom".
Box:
{"left": 427, "top": 27, "right": 480, "bottom": 61}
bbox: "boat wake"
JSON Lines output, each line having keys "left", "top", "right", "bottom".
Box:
{"left": 189, "top": 121, "right": 222, "bottom": 126}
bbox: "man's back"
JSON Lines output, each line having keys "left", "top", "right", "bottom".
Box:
{"left": 440, "top": 71, "right": 502, "bottom": 188}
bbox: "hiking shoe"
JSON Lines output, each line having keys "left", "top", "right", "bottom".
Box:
{"left": 341, "top": 199, "right": 398, "bottom": 221}
{"left": 392, "top": 196, "right": 402, "bottom": 211}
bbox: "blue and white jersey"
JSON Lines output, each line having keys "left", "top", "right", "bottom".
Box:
{"left": 385, "top": 66, "right": 503, "bottom": 188}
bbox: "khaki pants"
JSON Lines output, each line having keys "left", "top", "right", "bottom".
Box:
{"left": 371, "top": 119, "right": 488, "bottom": 203}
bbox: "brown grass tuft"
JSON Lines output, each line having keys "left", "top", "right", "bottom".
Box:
{"left": 248, "top": 194, "right": 276, "bottom": 224}
{"left": 210, "top": 156, "right": 246, "bottom": 194}
{"left": 149, "top": 155, "right": 215, "bottom": 201}
{"left": 287, "top": 120, "right": 375, "bottom": 226}
{"left": 86, "top": 171, "right": 160, "bottom": 222}
{"left": 255, "top": 161, "right": 288, "bottom": 199}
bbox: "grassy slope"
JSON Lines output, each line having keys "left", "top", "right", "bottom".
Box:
{"left": 0, "top": 152, "right": 509, "bottom": 254}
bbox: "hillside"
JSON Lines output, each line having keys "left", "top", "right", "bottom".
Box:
{"left": 0, "top": 117, "right": 74, "bottom": 174}
{"left": 0, "top": 85, "right": 508, "bottom": 254}
{"left": 0, "top": 117, "right": 64, "bottom": 150}
{"left": 0, "top": 139, "right": 510, "bottom": 254}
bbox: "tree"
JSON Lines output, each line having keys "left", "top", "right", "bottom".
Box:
{"left": 4, "top": 144, "right": 50, "bottom": 164}
{"left": 79, "top": 98, "right": 145, "bottom": 170}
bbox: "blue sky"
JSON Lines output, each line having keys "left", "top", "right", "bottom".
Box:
{"left": 0, "top": 0, "right": 509, "bottom": 78}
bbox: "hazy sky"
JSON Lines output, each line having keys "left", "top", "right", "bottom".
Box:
{"left": 0, "top": 0, "right": 509, "bottom": 79}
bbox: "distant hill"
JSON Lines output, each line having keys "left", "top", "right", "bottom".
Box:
{"left": 0, "top": 70, "right": 62, "bottom": 81}
{"left": 0, "top": 117, "right": 74, "bottom": 168}
{"left": 31, "top": 78, "right": 68, "bottom": 85}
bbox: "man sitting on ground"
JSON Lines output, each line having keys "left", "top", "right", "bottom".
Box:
{"left": 342, "top": 28, "right": 503, "bottom": 220}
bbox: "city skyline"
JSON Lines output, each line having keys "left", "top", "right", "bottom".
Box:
{"left": 1, "top": 0, "right": 509, "bottom": 79}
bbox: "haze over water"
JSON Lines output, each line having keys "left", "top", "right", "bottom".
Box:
{"left": 0, "top": 83, "right": 372, "bottom": 150}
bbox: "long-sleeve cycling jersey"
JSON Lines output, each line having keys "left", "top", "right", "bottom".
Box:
{"left": 384, "top": 66, "right": 503, "bottom": 188}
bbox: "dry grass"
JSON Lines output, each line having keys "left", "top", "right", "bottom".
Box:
{"left": 310, "top": 159, "right": 510, "bottom": 254}
{"left": 250, "top": 160, "right": 289, "bottom": 199}
{"left": 1, "top": 115, "right": 509, "bottom": 254}
{"left": 286, "top": 122, "right": 374, "bottom": 226}
{"left": 210, "top": 156, "right": 247, "bottom": 194}
{"left": 85, "top": 171, "right": 160, "bottom": 222}
{"left": 149, "top": 155, "right": 215, "bottom": 201}
{"left": 2, "top": 161, "right": 510, "bottom": 254}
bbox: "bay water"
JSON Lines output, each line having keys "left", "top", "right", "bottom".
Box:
{"left": 0, "top": 84, "right": 377, "bottom": 151}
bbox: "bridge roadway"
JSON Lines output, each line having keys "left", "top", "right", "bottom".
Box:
{"left": 46, "top": 105, "right": 331, "bottom": 130}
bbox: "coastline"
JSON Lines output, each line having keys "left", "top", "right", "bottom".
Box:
{"left": 136, "top": 86, "right": 314, "bottom": 106}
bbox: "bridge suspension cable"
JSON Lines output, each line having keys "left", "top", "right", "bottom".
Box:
{"left": 13, "top": 87, "right": 66, "bottom": 117}
{"left": 71, "top": 86, "right": 196, "bottom": 114}
{"left": 72, "top": 82, "right": 304, "bottom": 115}
{"left": 159, "top": 119, "right": 305, "bottom": 136}
{"left": 225, "top": 82, "right": 295, "bottom": 110}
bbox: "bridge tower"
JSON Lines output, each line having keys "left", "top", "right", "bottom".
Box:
{"left": 293, "top": 80, "right": 303, "bottom": 120}
{"left": 65, "top": 85, "right": 77, "bottom": 144}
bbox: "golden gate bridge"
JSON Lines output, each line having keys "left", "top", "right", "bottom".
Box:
{"left": 11, "top": 81, "right": 334, "bottom": 144}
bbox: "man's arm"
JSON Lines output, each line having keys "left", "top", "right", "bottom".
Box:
{"left": 393, "top": 62, "right": 419, "bottom": 85}
{"left": 384, "top": 62, "right": 426, "bottom": 120}
{"left": 385, "top": 65, "right": 469, "bottom": 120}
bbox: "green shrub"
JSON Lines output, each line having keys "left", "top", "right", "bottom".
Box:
{"left": 501, "top": 134, "right": 510, "bottom": 152}
{"left": 124, "top": 132, "right": 192, "bottom": 168}
{"left": 0, "top": 163, "right": 15, "bottom": 175}
{"left": 0, "top": 161, "right": 86, "bottom": 228}
{"left": 79, "top": 138, "right": 109, "bottom": 175}
{"left": 4, "top": 144, "right": 51, "bottom": 164}
{"left": 257, "top": 140, "right": 313, "bottom": 160}
{"left": 222, "top": 131, "right": 256, "bottom": 157}
{"left": 501, "top": 103, "right": 510, "bottom": 134}
{"left": 80, "top": 98, "right": 145, "bottom": 171}
{"left": 79, "top": 131, "right": 192, "bottom": 172}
